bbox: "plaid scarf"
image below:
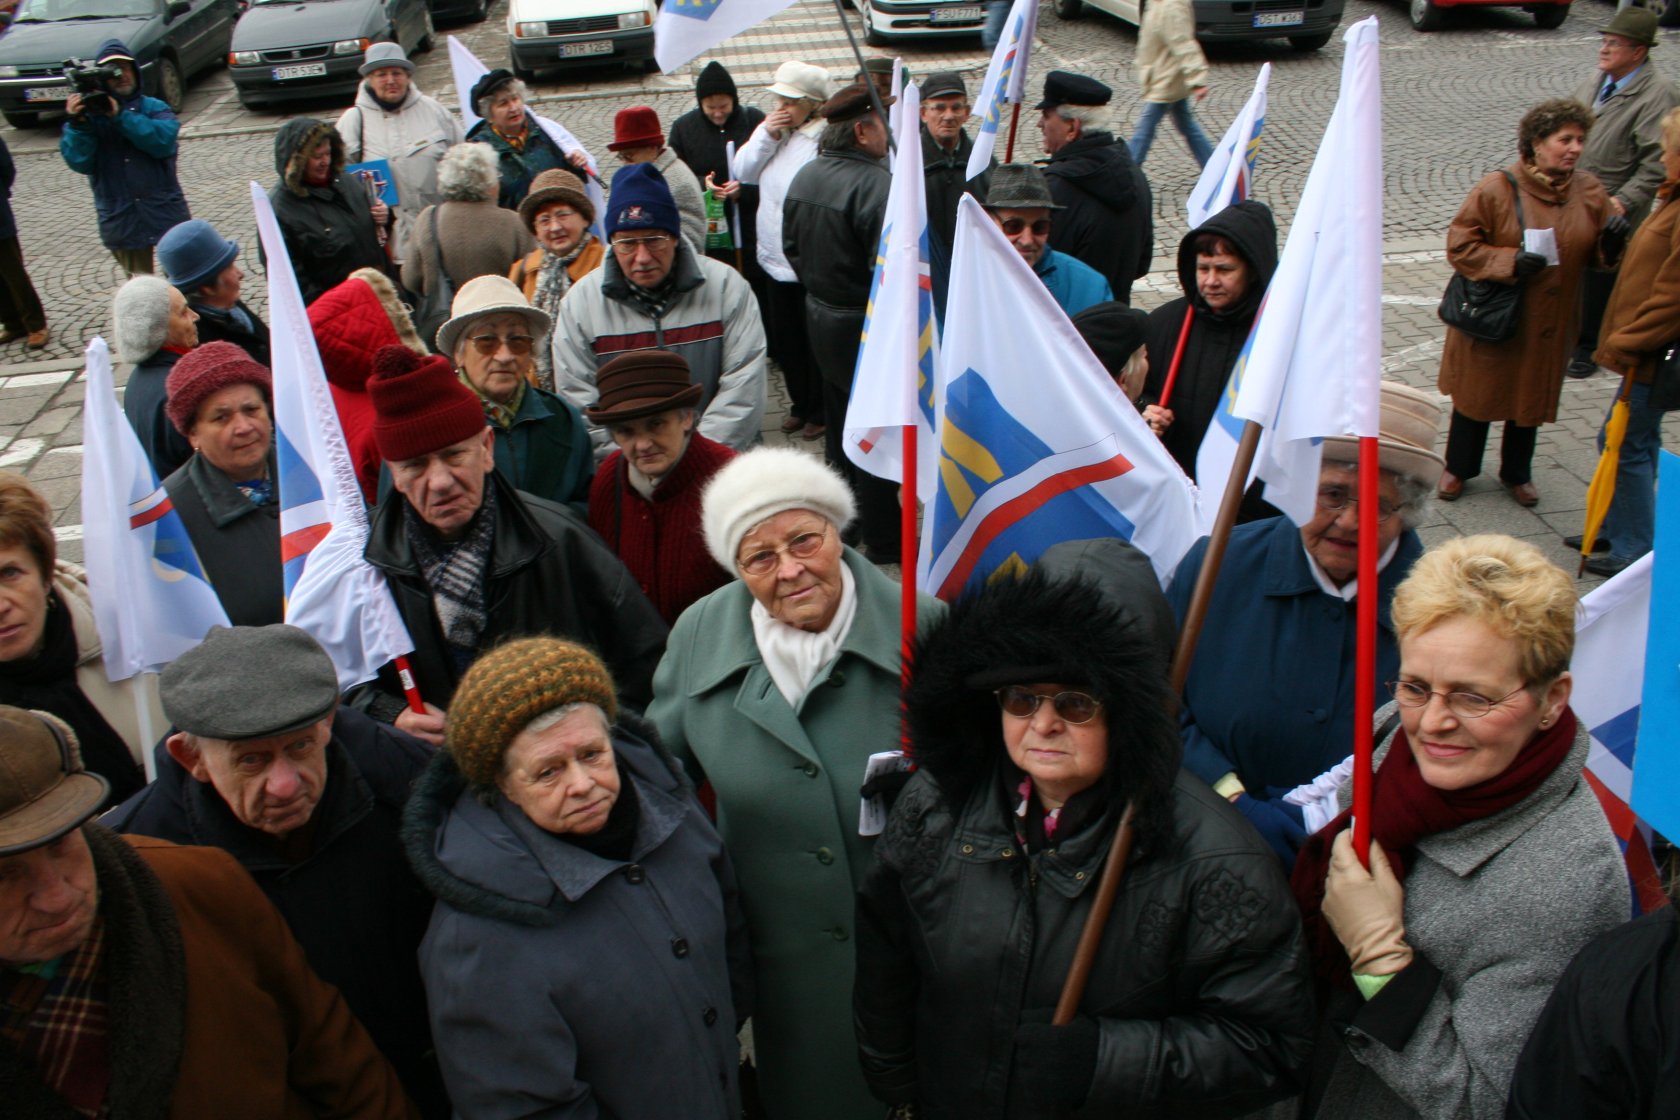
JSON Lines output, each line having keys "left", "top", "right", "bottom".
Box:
{"left": 403, "top": 479, "right": 496, "bottom": 673}
{"left": 530, "top": 237, "right": 592, "bottom": 391}
{"left": 460, "top": 370, "right": 527, "bottom": 431}
{"left": 0, "top": 918, "right": 111, "bottom": 1118}
{"left": 624, "top": 271, "right": 677, "bottom": 321}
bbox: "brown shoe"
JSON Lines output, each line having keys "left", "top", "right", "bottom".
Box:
{"left": 1505, "top": 480, "right": 1539, "bottom": 507}
{"left": 800, "top": 422, "right": 826, "bottom": 441}
{"left": 779, "top": 415, "right": 804, "bottom": 434}
{"left": 25, "top": 327, "right": 48, "bottom": 349}
{"left": 1436, "top": 470, "right": 1464, "bottom": 501}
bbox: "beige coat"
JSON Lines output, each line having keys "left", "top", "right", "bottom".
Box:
{"left": 1135, "top": 0, "right": 1208, "bottom": 104}
{"left": 1437, "top": 163, "right": 1611, "bottom": 426}
{"left": 57, "top": 561, "right": 165, "bottom": 770}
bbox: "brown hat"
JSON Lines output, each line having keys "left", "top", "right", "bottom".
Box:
{"left": 1321, "top": 381, "right": 1446, "bottom": 486}
{"left": 446, "top": 637, "right": 618, "bottom": 789}
{"left": 518, "top": 168, "right": 595, "bottom": 233}
{"left": 367, "top": 344, "right": 488, "bottom": 462}
{"left": 164, "top": 341, "right": 272, "bottom": 435}
{"left": 584, "top": 350, "right": 704, "bottom": 425}
{"left": 0, "top": 708, "right": 108, "bottom": 856}
{"left": 823, "top": 82, "right": 894, "bottom": 124}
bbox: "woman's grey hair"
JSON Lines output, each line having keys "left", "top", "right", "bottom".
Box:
{"left": 439, "top": 142, "right": 500, "bottom": 203}
{"left": 476, "top": 77, "right": 530, "bottom": 121}
{"left": 820, "top": 118, "right": 861, "bottom": 153}
{"left": 111, "top": 275, "right": 176, "bottom": 363}
{"left": 1395, "top": 473, "right": 1434, "bottom": 530}
{"left": 1054, "top": 103, "right": 1110, "bottom": 134}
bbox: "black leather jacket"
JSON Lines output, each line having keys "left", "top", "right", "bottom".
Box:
{"left": 782, "top": 147, "right": 889, "bottom": 387}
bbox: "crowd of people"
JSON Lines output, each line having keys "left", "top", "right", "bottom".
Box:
{"left": 0, "top": 11, "right": 1677, "bottom": 1120}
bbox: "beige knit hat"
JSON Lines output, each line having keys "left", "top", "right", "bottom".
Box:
{"left": 446, "top": 638, "right": 618, "bottom": 789}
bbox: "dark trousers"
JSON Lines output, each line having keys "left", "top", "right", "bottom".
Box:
{"left": 765, "top": 279, "right": 824, "bottom": 422}
{"left": 1575, "top": 265, "right": 1618, "bottom": 358}
{"left": 822, "top": 379, "right": 903, "bottom": 558}
{"left": 0, "top": 236, "right": 44, "bottom": 333}
{"left": 1444, "top": 408, "right": 1538, "bottom": 484}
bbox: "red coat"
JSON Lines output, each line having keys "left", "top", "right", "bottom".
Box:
{"left": 588, "top": 434, "right": 735, "bottom": 624}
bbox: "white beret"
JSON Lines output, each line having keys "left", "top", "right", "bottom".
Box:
{"left": 701, "top": 446, "right": 858, "bottom": 571}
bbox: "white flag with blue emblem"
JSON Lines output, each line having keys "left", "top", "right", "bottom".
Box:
{"left": 655, "top": 0, "right": 798, "bottom": 74}
{"left": 1187, "top": 63, "right": 1269, "bottom": 229}
{"left": 967, "top": 0, "right": 1037, "bottom": 179}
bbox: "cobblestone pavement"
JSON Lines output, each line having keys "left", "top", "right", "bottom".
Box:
{"left": 0, "top": 0, "right": 1673, "bottom": 585}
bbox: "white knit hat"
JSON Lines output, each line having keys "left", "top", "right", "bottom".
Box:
{"left": 701, "top": 447, "right": 857, "bottom": 571}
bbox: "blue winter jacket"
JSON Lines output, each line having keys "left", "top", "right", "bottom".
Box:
{"left": 59, "top": 71, "right": 189, "bottom": 250}
{"left": 1036, "top": 248, "right": 1114, "bottom": 317}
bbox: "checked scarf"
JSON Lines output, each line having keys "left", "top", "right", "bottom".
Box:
{"left": 404, "top": 480, "right": 497, "bottom": 674}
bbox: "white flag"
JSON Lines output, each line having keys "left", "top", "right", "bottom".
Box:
{"left": 1212, "top": 17, "right": 1383, "bottom": 525}
{"left": 967, "top": 0, "right": 1037, "bottom": 179}
{"left": 655, "top": 0, "right": 797, "bottom": 74}
{"left": 1187, "top": 63, "right": 1270, "bottom": 229}
{"left": 80, "top": 337, "right": 229, "bottom": 679}
{"left": 250, "top": 182, "right": 416, "bottom": 692}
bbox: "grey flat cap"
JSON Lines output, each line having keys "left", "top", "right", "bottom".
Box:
{"left": 984, "top": 163, "right": 1065, "bottom": 211}
{"left": 161, "top": 625, "right": 340, "bottom": 740}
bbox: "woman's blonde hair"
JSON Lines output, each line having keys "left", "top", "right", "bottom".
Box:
{"left": 1391, "top": 534, "right": 1576, "bottom": 685}
{"left": 1661, "top": 105, "right": 1680, "bottom": 159}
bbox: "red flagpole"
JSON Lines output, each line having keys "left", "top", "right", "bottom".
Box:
{"left": 1004, "top": 102, "right": 1022, "bottom": 163}
{"left": 899, "top": 423, "right": 918, "bottom": 754}
{"left": 1351, "top": 435, "right": 1380, "bottom": 867}
{"left": 1157, "top": 306, "right": 1196, "bottom": 410}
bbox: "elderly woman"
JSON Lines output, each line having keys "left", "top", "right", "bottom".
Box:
{"left": 114, "top": 274, "right": 198, "bottom": 480}
{"left": 465, "top": 70, "right": 573, "bottom": 210}
{"left": 1437, "top": 99, "right": 1616, "bottom": 507}
{"left": 1577, "top": 105, "right": 1680, "bottom": 577}
{"left": 0, "top": 473, "right": 159, "bottom": 806}
{"left": 1168, "top": 381, "right": 1442, "bottom": 864}
{"left": 585, "top": 349, "right": 735, "bottom": 624}
{"left": 731, "top": 60, "right": 831, "bottom": 440}
{"left": 405, "top": 637, "right": 751, "bottom": 1118}
{"left": 508, "top": 168, "right": 603, "bottom": 391}
{"left": 161, "top": 342, "right": 281, "bottom": 627}
{"left": 401, "top": 142, "right": 532, "bottom": 302}
{"left": 648, "top": 446, "right": 942, "bottom": 1120}
{"left": 1292, "top": 533, "right": 1628, "bottom": 1118}
{"left": 855, "top": 568, "right": 1314, "bottom": 1117}
{"left": 432, "top": 274, "right": 591, "bottom": 510}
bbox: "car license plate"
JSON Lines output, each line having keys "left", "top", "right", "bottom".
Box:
{"left": 272, "top": 62, "right": 328, "bottom": 80}
{"left": 23, "top": 86, "right": 69, "bottom": 102}
{"left": 1253, "top": 10, "right": 1304, "bottom": 26}
{"left": 560, "top": 39, "right": 613, "bottom": 58}
{"left": 931, "top": 5, "right": 983, "bottom": 20}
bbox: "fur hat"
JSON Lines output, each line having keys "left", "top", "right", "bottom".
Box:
{"left": 165, "top": 341, "right": 272, "bottom": 436}
{"left": 366, "top": 344, "right": 487, "bottom": 462}
{"left": 0, "top": 708, "right": 106, "bottom": 856}
{"left": 446, "top": 637, "right": 618, "bottom": 789}
{"left": 701, "top": 446, "right": 856, "bottom": 571}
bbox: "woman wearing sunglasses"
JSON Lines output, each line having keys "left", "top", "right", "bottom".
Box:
{"left": 1291, "top": 533, "right": 1626, "bottom": 1120}
{"left": 855, "top": 567, "right": 1314, "bottom": 1119}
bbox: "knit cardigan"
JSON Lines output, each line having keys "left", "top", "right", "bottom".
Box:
{"left": 588, "top": 433, "right": 735, "bottom": 624}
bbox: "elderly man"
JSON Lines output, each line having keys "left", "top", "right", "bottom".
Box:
{"left": 608, "top": 105, "right": 707, "bottom": 253}
{"left": 985, "top": 163, "right": 1112, "bottom": 316}
{"left": 356, "top": 343, "right": 667, "bottom": 742}
{"left": 1038, "top": 71, "right": 1155, "bottom": 303}
{"left": 586, "top": 349, "right": 736, "bottom": 623}
{"left": 436, "top": 274, "right": 592, "bottom": 510}
{"left": 921, "top": 71, "right": 993, "bottom": 314}
{"left": 158, "top": 218, "right": 271, "bottom": 367}
{"left": 554, "top": 163, "right": 766, "bottom": 462}
{"left": 336, "top": 42, "right": 462, "bottom": 266}
{"left": 114, "top": 273, "right": 198, "bottom": 480}
{"left": 59, "top": 39, "right": 189, "bottom": 276}
{"left": 1569, "top": 6, "right": 1680, "bottom": 379}
{"left": 104, "top": 625, "right": 444, "bottom": 1117}
{"left": 0, "top": 706, "right": 414, "bottom": 1118}
{"left": 783, "top": 83, "right": 900, "bottom": 559}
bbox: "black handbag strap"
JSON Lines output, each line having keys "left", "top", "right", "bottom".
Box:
{"left": 429, "top": 205, "right": 449, "bottom": 290}
{"left": 1503, "top": 171, "right": 1525, "bottom": 241}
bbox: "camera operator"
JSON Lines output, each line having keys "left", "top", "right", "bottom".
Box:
{"left": 58, "top": 39, "right": 190, "bottom": 276}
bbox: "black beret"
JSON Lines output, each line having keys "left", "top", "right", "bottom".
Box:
{"left": 1071, "top": 302, "right": 1150, "bottom": 378}
{"left": 823, "top": 82, "right": 895, "bottom": 124}
{"left": 1035, "top": 70, "right": 1112, "bottom": 111}
{"left": 470, "top": 68, "right": 518, "bottom": 113}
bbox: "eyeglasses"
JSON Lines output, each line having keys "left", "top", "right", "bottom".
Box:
{"left": 738, "top": 528, "right": 827, "bottom": 576}
{"left": 465, "top": 334, "right": 535, "bottom": 356}
{"left": 999, "top": 218, "right": 1052, "bottom": 237}
{"left": 1317, "top": 485, "right": 1403, "bottom": 523}
{"left": 611, "top": 234, "right": 675, "bottom": 256}
{"left": 1386, "top": 680, "right": 1529, "bottom": 719}
{"left": 534, "top": 209, "right": 580, "bottom": 228}
{"left": 994, "top": 686, "right": 1103, "bottom": 725}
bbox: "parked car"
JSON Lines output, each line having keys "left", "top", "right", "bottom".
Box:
{"left": 228, "top": 0, "right": 432, "bottom": 110}
{"left": 0, "top": 0, "right": 238, "bottom": 128}
{"left": 1406, "top": 0, "right": 1570, "bottom": 30}
{"left": 850, "top": 0, "right": 986, "bottom": 44}
{"left": 505, "top": 0, "right": 653, "bottom": 79}
{"left": 429, "top": 0, "right": 489, "bottom": 25}
{"left": 1054, "top": 0, "right": 1345, "bottom": 51}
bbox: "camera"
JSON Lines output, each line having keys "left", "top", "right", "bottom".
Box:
{"left": 62, "top": 57, "right": 125, "bottom": 115}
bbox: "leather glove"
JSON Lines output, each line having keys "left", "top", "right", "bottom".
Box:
{"left": 860, "top": 767, "right": 913, "bottom": 803}
{"left": 1234, "top": 793, "right": 1308, "bottom": 866}
{"left": 1012, "top": 1014, "right": 1099, "bottom": 1114}
{"left": 1513, "top": 251, "right": 1549, "bottom": 279}
{"left": 1323, "top": 830, "right": 1412, "bottom": 977}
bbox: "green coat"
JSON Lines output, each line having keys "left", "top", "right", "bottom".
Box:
{"left": 649, "top": 549, "right": 943, "bottom": 1120}
{"left": 493, "top": 385, "right": 593, "bottom": 515}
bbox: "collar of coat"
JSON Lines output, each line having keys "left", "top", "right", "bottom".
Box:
{"left": 919, "top": 124, "right": 973, "bottom": 169}
{"left": 1256, "top": 513, "right": 1420, "bottom": 634}
{"left": 176, "top": 449, "right": 279, "bottom": 529}
{"left": 364, "top": 468, "right": 548, "bottom": 580}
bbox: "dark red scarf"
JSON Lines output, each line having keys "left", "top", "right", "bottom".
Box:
{"left": 1290, "top": 707, "right": 1579, "bottom": 989}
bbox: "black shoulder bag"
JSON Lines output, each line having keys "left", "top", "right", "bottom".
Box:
{"left": 413, "top": 206, "right": 455, "bottom": 354}
{"left": 1438, "top": 172, "right": 1526, "bottom": 344}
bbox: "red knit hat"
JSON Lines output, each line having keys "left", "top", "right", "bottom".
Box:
{"left": 367, "top": 344, "right": 487, "bottom": 462}
{"left": 164, "top": 341, "right": 272, "bottom": 435}
{"left": 608, "top": 105, "right": 663, "bottom": 151}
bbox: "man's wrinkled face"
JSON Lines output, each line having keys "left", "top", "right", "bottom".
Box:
{"left": 922, "top": 94, "right": 969, "bottom": 146}
{"left": 1038, "top": 109, "right": 1077, "bottom": 154}
{"left": 1599, "top": 33, "right": 1646, "bottom": 80}
{"left": 106, "top": 61, "right": 137, "bottom": 99}
{"left": 388, "top": 428, "right": 495, "bottom": 539}
{"left": 855, "top": 115, "right": 889, "bottom": 160}
{"left": 0, "top": 830, "right": 99, "bottom": 966}
{"left": 367, "top": 65, "right": 411, "bottom": 102}
{"left": 991, "top": 207, "right": 1052, "bottom": 268}
{"left": 168, "top": 717, "right": 333, "bottom": 838}
{"left": 611, "top": 231, "right": 678, "bottom": 289}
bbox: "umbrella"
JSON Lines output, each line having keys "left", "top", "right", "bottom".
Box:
{"left": 1579, "top": 371, "right": 1634, "bottom": 574}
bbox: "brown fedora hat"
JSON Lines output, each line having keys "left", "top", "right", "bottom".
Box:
{"left": 585, "top": 349, "right": 704, "bottom": 425}
{"left": 1321, "top": 380, "right": 1446, "bottom": 486}
{"left": 0, "top": 707, "right": 109, "bottom": 856}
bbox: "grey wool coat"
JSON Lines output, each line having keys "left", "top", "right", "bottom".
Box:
{"left": 1311, "top": 704, "right": 1629, "bottom": 1120}
{"left": 648, "top": 548, "right": 944, "bottom": 1120}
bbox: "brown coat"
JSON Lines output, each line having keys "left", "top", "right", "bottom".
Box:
{"left": 1594, "top": 178, "right": 1680, "bottom": 383}
{"left": 507, "top": 236, "right": 606, "bottom": 301}
{"left": 401, "top": 198, "right": 533, "bottom": 298}
{"left": 1438, "top": 163, "right": 1612, "bottom": 426}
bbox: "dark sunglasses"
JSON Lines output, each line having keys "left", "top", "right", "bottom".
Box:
{"left": 466, "top": 334, "right": 535, "bottom": 356}
{"left": 994, "top": 686, "right": 1103, "bottom": 725}
{"left": 1000, "top": 218, "right": 1052, "bottom": 237}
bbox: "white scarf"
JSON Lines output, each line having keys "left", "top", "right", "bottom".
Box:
{"left": 1303, "top": 534, "right": 1402, "bottom": 601}
{"left": 751, "top": 563, "right": 858, "bottom": 709}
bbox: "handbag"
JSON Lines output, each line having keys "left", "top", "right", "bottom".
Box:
{"left": 412, "top": 206, "right": 455, "bottom": 354}
{"left": 1438, "top": 172, "right": 1525, "bottom": 344}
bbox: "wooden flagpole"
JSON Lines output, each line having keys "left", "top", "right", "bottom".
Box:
{"left": 1003, "top": 102, "right": 1022, "bottom": 163}
{"left": 1351, "top": 435, "right": 1380, "bottom": 866}
{"left": 830, "top": 0, "right": 896, "bottom": 154}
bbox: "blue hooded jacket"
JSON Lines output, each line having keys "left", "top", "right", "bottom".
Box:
{"left": 58, "top": 39, "right": 190, "bottom": 250}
